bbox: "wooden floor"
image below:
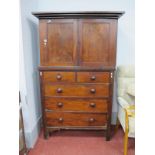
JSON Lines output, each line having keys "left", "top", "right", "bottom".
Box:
{"left": 29, "top": 128, "right": 135, "bottom": 155}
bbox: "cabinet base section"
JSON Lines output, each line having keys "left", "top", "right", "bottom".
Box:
{"left": 43, "top": 125, "right": 111, "bottom": 141}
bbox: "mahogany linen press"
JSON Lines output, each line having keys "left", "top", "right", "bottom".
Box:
{"left": 33, "top": 11, "right": 124, "bottom": 140}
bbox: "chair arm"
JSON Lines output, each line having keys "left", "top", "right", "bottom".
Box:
{"left": 117, "top": 97, "right": 130, "bottom": 109}
{"left": 125, "top": 105, "right": 135, "bottom": 118}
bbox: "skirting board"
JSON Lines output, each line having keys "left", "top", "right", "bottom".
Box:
{"left": 111, "top": 112, "right": 117, "bottom": 125}
{"left": 25, "top": 116, "right": 42, "bottom": 148}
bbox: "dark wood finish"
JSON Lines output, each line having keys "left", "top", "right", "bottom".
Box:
{"left": 32, "top": 11, "right": 125, "bottom": 19}
{"left": 44, "top": 98, "right": 108, "bottom": 112}
{"left": 39, "top": 20, "right": 47, "bottom": 65}
{"left": 43, "top": 72, "right": 75, "bottom": 83}
{"left": 33, "top": 11, "right": 124, "bottom": 141}
{"left": 106, "top": 71, "right": 115, "bottom": 141}
{"left": 79, "top": 19, "right": 117, "bottom": 67}
{"left": 77, "top": 72, "right": 110, "bottom": 83}
{"left": 40, "top": 19, "right": 77, "bottom": 66}
{"left": 45, "top": 112, "right": 107, "bottom": 126}
{"left": 47, "top": 126, "right": 107, "bottom": 130}
{"left": 39, "top": 66, "right": 115, "bottom": 72}
{"left": 44, "top": 84, "right": 110, "bottom": 97}
{"left": 39, "top": 72, "right": 49, "bottom": 139}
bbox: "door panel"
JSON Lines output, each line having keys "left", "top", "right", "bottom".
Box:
{"left": 79, "top": 19, "right": 117, "bottom": 67}
{"left": 42, "top": 19, "right": 78, "bottom": 66}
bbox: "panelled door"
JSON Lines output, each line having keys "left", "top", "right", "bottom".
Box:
{"left": 78, "top": 19, "right": 117, "bottom": 67}
{"left": 39, "top": 19, "right": 117, "bottom": 67}
{"left": 40, "top": 19, "right": 78, "bottom": 66}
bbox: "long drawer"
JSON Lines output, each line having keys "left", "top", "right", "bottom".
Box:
{"left": 44, "top": 98, "right": 108, "bottom": 112}
{"left": 45, "top": 112, "right": 107, "bottom": 127}
{"left": 44, "top": 84, "right": 110, "bottom": 97}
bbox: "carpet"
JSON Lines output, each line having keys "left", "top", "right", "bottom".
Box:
{"left": 29, "top": 128, "right": 135, "bottom": 155}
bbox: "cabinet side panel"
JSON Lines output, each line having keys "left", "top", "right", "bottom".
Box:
{"left": 39, "top": 20, "right": 47, "bottom": 65}
{"left": 109, "top": 20, "right": 118, "bottom": 67}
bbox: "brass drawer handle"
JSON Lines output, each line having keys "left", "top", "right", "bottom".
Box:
{"left": 57, "top": 102, "right": 63, "bottom": 107}
{"left": 89, "top": 103, "right": 96, "bottom": 107}
{"left": 90, "top": 88, "right": 96, "bottom": 94}
{"left": 56, "top": 74, "right": 62, "bottom": 80}
{"left": 90, "top": 75, "right": 96, "bottom": 80}
{"left": 58, "top": 118, "right": 63, "bottom": 122}
{"left": 89, "top": 118, "right": 95, "bottom": 122}
{"left": 56, "top": 88, "right": 63, "bottom": 93}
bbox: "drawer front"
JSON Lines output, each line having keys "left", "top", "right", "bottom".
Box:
{"left": 44, "top": 84, "right": 110, "bottom": 97}
{"left": 77, "top": 72, "right": 110, "bottom": 83}
{"left": 43, "top": 72, "right": 75, "bottom": 83}
{"left": 46, "top": 112, "right": 107, "bottom": 127}
{"left": 45, "top": 98, "right": 108, "bottom": 112}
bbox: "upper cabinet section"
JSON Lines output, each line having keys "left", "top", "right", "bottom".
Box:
{"left": 33, "top": 11, "right": 124, "bottom": 67}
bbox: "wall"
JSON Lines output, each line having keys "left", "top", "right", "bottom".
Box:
{"left": 20, "top": 0, "right": 134, "bottom": 147}
{"left": 20, "top": 0, "right": 41, "bottom": 148}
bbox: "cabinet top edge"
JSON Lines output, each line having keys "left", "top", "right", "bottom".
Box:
{"left": 32, "top": 11, "right": 125, "bottom": 19}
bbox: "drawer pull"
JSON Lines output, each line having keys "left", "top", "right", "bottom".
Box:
{"left": 89, "top": 103, "right": 96, "bottom": 107}
{"left": 89, "top": 118, "right": 95, "bottom": 122}
{"left": 56, "top": 74, "right": 62, "bottom": 80}
{"left": 57, "top": 102, "right": 63, "bottom": 107}
{"left": 90, "top": 88, "right": 96, "bottom": 94}
{"left": 56, "top": 88, "right": 63, "bottom": 93}
{"left": 58, "top": 118, "right": 63, "bottom": 122}
{"left": 90, "top": 75, "right": 96, "bottom": 80}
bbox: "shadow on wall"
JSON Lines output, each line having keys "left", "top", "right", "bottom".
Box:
{"left": 27, "top": 17, "right": 42, "bottom": 131}
{"left": 117, "top": 26, "right": 134, "bottom": 65}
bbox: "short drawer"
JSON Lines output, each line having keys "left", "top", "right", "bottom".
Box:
{"left": 44, "top": 98, "right": 108, "bottom": 113}
{"left": 43, "top": 72, "right": 75, "bottom": 83}
{"left": 45, "top": 112, "right": 107, "bottom": 127}
{"left": 44, "top": 84, "right": 110, "bottom": 97}
{"left": 77, "top": 72, "right": 110, "bottom": 83}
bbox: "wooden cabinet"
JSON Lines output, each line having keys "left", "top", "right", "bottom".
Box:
{"left": 33, "top": 11, "right": 124, "bottom": 140}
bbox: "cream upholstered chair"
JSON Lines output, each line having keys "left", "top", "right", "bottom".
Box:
{"left": 116, "top": 65, "right": 135, "bottom": 155}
